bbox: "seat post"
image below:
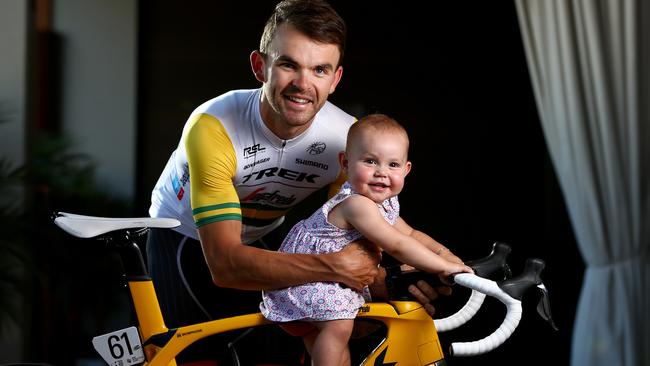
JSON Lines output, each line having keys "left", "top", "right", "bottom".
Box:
{"left": 114, "top": 232, "right": 171, "bottom": 349}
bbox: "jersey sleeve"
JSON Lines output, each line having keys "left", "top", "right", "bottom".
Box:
{"left": 185, "top": 113, "right": 241, "bottom": 227}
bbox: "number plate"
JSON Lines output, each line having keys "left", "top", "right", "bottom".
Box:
{"left": 92, "top": 326, "right": 146, "bottom": 365}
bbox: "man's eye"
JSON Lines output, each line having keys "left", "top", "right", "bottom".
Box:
{"left": 315, "top": 66, "right": 327, "bottom": 75}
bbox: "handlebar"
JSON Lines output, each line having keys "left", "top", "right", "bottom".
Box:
{"left": 433, "top": 242, "right": 511, "bottom": 332}
{"left": 446, "top": 273, "right": 522, "bottom": 356}
{"left": 447, "top": 258, "right": 557, "bottom": 356}
{"left": 385, "top": 243, "right": 557, "bottom": 357}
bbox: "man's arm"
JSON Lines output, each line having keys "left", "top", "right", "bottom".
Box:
{"left": 198, "top": 219, "right": 380, "bottom": 291}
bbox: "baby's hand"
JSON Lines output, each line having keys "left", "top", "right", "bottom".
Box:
{"left": 440, "top": 263, "right": 474, "bottom": 285}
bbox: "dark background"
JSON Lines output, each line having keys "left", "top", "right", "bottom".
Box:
{"left": 19, "top": 1, "right": 583, "bottom": 365}
{"left": 134, "top": 1, "right": 583, "bottom": 365}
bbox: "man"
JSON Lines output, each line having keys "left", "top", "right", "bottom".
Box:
{"left": 148, "top": 0, "right": 451, "bottom": 364}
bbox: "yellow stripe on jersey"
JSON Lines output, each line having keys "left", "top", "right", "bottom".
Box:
{"left": 185, "top": 113, "right": 241, "bottom": 227}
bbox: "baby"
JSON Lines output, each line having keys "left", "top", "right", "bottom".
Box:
{"left": 260, "top": 113, "right": 472, "bottom": 366}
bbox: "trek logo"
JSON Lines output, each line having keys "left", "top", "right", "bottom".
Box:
{"left": 243, "top": 143, "right": 266, "bottom": 158}
{"left": 306, "top": 141, "right": 326, "bottom": 155}
{"left": 242, "top": 167, "right": 320, "bottom": 184}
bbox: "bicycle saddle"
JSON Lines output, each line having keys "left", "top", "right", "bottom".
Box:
{"left": 54, "top": 212, "right": 180, "bottom": 239}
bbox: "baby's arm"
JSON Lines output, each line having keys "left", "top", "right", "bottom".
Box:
{"left": 334, "top": 195, "right": 471, "bottom": 277}
{"left": 393, "top": 218, "right": 464, "bottom": 265}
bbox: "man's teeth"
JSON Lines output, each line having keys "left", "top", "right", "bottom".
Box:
{"left": 287, "top": 96, "right": 308, "bottom": 103}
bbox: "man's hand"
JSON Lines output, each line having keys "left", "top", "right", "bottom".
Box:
{"left": 408, "top": 280, "right": 453, "bottom": 317}
{"left": 333, "top": 239, "right": 381, "bottom": 290}
{"left": 367, "top": 263, "right": 453, "bottom": 317}
{"left": 400, "top": 264, "right": 453, "bottom": 317}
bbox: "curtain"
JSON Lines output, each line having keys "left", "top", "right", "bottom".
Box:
{"left": 514, "top": 0, "right": 650, "bottom": 365}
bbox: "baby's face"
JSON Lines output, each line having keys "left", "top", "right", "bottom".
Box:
{"left": 344, "top": 129, "right": 411, "bottom": 203}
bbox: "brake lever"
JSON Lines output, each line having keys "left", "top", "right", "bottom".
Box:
{"left": 498, "top": 258, "right": 558, "bottom": 331}
{"left": 536, "top": 283, "right": 558, "bottom": 330}
{"left": 465, "top": 241, "right": 512, "bottom": 280}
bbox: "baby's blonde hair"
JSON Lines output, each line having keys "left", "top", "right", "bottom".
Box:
{"left": 346, "top": 114, "right": 409, "bottom": 154}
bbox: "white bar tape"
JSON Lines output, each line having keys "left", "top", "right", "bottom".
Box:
{"left": 434, "top": 290, "right": 486, "bottom": 332}
{"left": 448, "top": 273, "right": 523, "bottom": 356}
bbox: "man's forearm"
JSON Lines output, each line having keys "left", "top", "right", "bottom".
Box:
{"left": 208, "top": 244, "right": 340, "bottom": 290}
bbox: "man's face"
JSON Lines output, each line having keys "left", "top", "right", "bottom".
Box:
{"left": 253, "top": 24, "right": 343, "bottom": 139}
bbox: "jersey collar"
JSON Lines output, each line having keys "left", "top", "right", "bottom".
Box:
{"left": 254, "top": 90, "right": 315, "bottom": 150}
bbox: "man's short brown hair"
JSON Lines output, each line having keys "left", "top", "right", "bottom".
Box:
{"left": 260, "top": 0, "right": 347, "bottom": 65}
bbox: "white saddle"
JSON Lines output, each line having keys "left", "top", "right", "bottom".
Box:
{"left": 54, "top": 212, "right": 180, "bottom": 239}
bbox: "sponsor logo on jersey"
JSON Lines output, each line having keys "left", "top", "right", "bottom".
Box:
{"left": 243, "top": 143, "right": 266, "bottom": 158}
{"left": 171, "top": 163, "right": 190, "bottom": 200}
{"left": 241, "top": 167, "right": 320, "bottom": 184}
{"left": 295, "top": 158, "right": 329, "bottom": 171}
{"left": 180, "top": 163, "right": 190, "bottom": 185}
{"left": 242, "top": 187, "right": 297, "bottom": 205}
{"left": 243, "top": 157, "right": 270, "bottom": 170}
{"left": 306, "top": 142, "right": 326, "bottom": 155}
{"left": 171, "top": 174, "right": 184, "bottom": 200}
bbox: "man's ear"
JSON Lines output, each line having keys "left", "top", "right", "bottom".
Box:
{"left": 338, "top": 151, "right": 349, "bottom": 172}
{"left": 250, "top": 50, "right": 267, "bottom": 82}
{"left": 329, "top": 65, "right": 343, "bottom": 94}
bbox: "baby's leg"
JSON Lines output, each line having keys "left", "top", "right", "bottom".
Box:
{"left": 303, "top": 319, "right": 354, "bottom": 366}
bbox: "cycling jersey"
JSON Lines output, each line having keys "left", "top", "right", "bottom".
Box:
{"left": 149, "top": 88, "right": 354, "bottom": 243}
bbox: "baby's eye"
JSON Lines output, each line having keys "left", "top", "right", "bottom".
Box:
{"left": 389, "top": 162, "right": 401, "bottom": 168}
{"left": 364, "top": 159, "right": 377, "bottom": 165}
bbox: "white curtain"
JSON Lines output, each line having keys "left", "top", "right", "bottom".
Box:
{"left": 514, "top": 1, "right": 650, "bottom": 365}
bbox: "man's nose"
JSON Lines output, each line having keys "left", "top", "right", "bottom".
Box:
{"left": 292, "top": 70, "right": 310, "bottom": 91}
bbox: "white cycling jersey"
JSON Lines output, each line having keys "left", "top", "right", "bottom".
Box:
{"left": 149, "top": 88, "right": 354, "bottom": 243}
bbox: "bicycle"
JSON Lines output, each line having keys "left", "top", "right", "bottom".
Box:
{"left": 53, "top": 212, "right": 556, "bottom": 366}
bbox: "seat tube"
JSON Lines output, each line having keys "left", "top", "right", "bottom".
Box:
{"left": 117, "top": 239, "right": 170, "bottom": 342}
{"left": 128, "top": 279, "right": 169, "bottom": 340}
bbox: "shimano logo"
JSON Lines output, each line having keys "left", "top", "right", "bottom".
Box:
{"left": 243, "top": 143, "right": 266, "bottom": 158}
{"left": 295, "top": 158, "right": 328, "bottom": 171}
{"left": 306, "top": 142, "right": 326, "bottom": 155}
{"left": 242, "top": 167, "right": 320, "bottom": 184}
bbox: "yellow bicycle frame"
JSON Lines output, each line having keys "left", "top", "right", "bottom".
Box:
{"left": 128, "top": 278, "right": 445, "bottom": 366}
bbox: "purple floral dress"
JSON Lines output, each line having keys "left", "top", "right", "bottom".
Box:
{"left": 260, "top": 182, "right": 400, "bottom": 322}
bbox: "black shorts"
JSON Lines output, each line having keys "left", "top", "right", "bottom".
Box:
{"left": 146, "top": 228, "right": 305, "bottom": 365}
